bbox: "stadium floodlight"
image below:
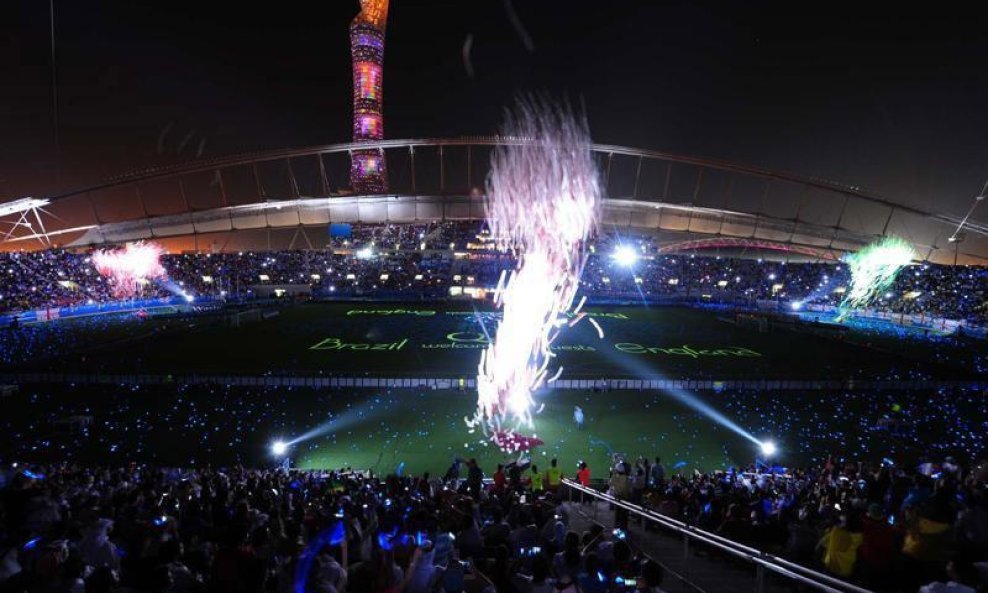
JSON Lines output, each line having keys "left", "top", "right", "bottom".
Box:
{"left": 355, "top": 247, "right": 374, "bottom": 260}
{"left": 790, "top": 301, "right": 803, "bottom": 311}
{"left": 270, "top": 440, "right": 288, "bottom": 456}
{"left": 611, "top": 245, "right": 639, "bottom": 268}
{"left": 760, "top": 441, "right": 777, "bottom": 457}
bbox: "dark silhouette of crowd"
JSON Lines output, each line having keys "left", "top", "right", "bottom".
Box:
{"left": 604, "top": 454, "right": 988, "bottom": 593}
{"left": 0, "top": 461, "right": 666, "bottom": 593}
{"left": 2, "top": 451, "right": 986, "bottom": 593}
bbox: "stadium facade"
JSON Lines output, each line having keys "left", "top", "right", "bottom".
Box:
{"left": 2, "top": 137, "right": 988, "bottom": 265}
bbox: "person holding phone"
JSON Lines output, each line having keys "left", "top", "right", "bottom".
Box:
{"left": 404, "top": 540, "right": 438, "bottom": 593}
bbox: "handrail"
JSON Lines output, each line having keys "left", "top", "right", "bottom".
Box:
{"left": 562, "top": 479, "right": 875, "bottom": 593}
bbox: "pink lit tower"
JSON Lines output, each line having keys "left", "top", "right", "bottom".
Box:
{"left": 349, "top": 0, "right": 389, "bottom": 194}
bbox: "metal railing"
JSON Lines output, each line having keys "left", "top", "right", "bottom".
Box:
{"left": 563, "top": 479, "right": 874, "bottom": 593}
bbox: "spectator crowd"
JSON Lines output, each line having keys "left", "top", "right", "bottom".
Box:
{"left": 1, "top": 223, "right": 987, "bottom": 327}
{"left": 0, "top": 460, "right": 667, "bottom": 593}
{"left": 605, "top": 453, "right": 988, "bottom": 593}
{"left": 1, "top": 450, "right": 986, "bottom": 593}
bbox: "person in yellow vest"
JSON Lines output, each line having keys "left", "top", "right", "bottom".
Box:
{"left": 817, "top": 514, "right": 863, "bottom": 578}
{"left": 529, "top": 464, "right": 544, "bottom": 493}
{"left": 902, "top": 505, "right": 952, "bottom": 573}
{"left": 546, "top": 458, "right": 563, "bottom": 493}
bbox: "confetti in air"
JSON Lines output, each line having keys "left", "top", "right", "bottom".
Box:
{"left": 838, "top": 236, "right": 915, "bottom": 319}
{"left": 92, "top": 242, "right": 167, "bottom": 298}
{"left": 467, "top": 97, "right": 601, "bottom": 451}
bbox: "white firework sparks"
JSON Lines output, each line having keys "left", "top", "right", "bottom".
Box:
{"left": 472, "top": 98, "right": 601, "bottom": 436}
{"left": 92, "top": 242, "right": 167, "bottom": 298}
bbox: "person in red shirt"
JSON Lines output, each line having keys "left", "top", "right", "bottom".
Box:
{"left": 860, "top": 503, "right": 901, "bottom": 587}
{"left": 577, "top": 462, "right": 591, "bottom": 486}
{"left": 492, "top": 464, "right": 507, "bottom": 493}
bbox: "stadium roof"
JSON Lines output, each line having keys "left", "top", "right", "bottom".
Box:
{"left": 2, "top": 137, "right": 986, "bottom": 264}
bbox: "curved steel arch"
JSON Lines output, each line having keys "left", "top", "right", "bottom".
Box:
{"left": 46, "top": 137, "right": 949, "bottom": 222}
{"left": 0, "top": 192, "right": 826, "bottom": 250}
{"left": 6, "top": 137, "right": 986, "bottom": 264}
{"left": 656, "top": 238, "right": 840, "bottom": 261}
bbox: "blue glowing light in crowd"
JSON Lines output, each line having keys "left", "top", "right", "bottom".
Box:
{"left": 270, "top": 440, "right": 288, "bottom": 456}
{"left": 294, "top": 522, "right": 347, "bottom": 593}
{"left": 377, "top": 528, "right": 399, "bottom": 551}
{"left": 22, "top": 537, "right": 42, "bottom": 551}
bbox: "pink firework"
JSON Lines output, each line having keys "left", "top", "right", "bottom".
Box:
{"left": 92, "top": 242, "right": 167, "bottom": 298}
{"left": 470, "top": 98, "right": 601, "bottom": 444}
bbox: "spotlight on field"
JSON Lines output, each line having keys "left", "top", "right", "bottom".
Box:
{"left": 600, "top": 345, "right": 765, "bottom": 451}
{"left": 760, "top": 441, "right": 777, "bottom": 457}
{"left": 270, "top": 440, "right": 288, "bottom": 456}
{"left": 611, "top": 246, "right": 639, "bottom": 268}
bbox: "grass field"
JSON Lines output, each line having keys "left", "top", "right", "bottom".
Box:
{"left": 12, "top": 302, "right": 979, "bottom": 380}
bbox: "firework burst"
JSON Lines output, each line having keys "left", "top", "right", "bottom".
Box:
{"left": 838, "top": 236, "right": 915, "bottom": 318}
{"left": 468, "top": 98, "right": 601, "bottom": 447}
{"left": 92, "top": 242, "right": 167, "bottom": 299}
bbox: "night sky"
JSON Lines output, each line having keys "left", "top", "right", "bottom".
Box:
{"left": 3, "top": 1, "right": 988, "bottom": 216}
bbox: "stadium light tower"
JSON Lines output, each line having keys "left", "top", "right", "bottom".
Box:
{"left": 349, "top": 0, "right": 389, "bottom": 194}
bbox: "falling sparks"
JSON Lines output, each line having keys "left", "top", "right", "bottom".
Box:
{"left": 839, "top": 237, "right": 915, "bottom": 318}
{"left": 92, "top": 242, "right": 167, "bottom": 298}
{"left": 469, "top": 97, "right": 601, "bottom": 448}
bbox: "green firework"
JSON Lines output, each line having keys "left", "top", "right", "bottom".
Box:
{"left": 839, "top": 236, "right": 915, "bottom": 318}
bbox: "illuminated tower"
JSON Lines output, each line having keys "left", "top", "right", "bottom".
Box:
{"left": 349, "top": 0, "right": 389, "bottom": 193}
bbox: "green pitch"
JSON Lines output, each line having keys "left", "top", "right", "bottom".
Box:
{"left": 6, "top": 302, "right": 984, "bottom": 474}
{"left": 30, "top": 302, "right": 971, "bottom": 380}
{"left": 9, "top": 382, "right": 965, "bottom": 475}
